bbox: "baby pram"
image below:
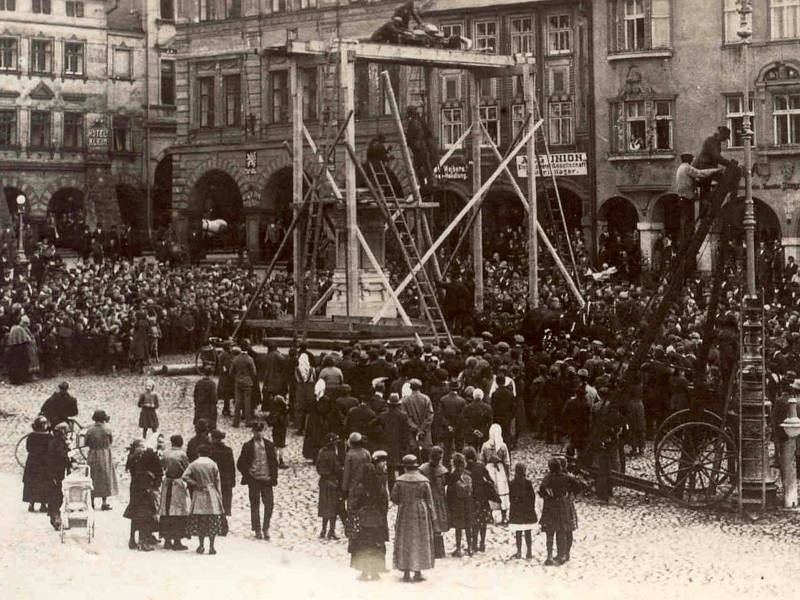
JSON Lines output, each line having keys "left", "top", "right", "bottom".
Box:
{"left": 60, "top": 465, "right": 95, "bottom": 543}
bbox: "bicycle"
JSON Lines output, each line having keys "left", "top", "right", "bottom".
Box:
{"left": 15, "top": 417, "right": 87, "bottom": 469}
{"left": 194, "top": 336, "right": 224, "bottom": 375}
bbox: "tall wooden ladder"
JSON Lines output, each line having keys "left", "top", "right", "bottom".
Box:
{"left": 368, "top": 160, "right": 453, "bottom": 346}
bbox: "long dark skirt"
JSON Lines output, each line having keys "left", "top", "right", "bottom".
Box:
{"left": 186, "top": 514, "right": 228, "bottom": 537}
{"left": 8, "top": 343, "right": 30, "bottom": 385}
{"left": 348, "top": 526, "right": 388, "bottom": 573}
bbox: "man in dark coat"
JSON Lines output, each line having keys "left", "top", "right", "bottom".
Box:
{"left": 438, "top": 380, "right": 466, "bottom": 467}
{"left": 237, "top": 421, "right": 279, "bottom": 540}
{"left": 209, "top": 429, "right": 236, "bottom": 516}
{"left": 230, "top": 346, "right": 257, "bottom": 427}
{"left": 490, "top": 369, "right": 516, "bottom": 445}
{"left": 262, "top": 341, "right": 288, "bottom": 413}
{"left": 693, "top": 125, "right": 732, "bottom": 201}
{"left": 193, "top": 366, "right": 218, "bottom": 429}
{"left": 334, "top": 384, "right": 359, "bottom": 437}
{"left": 345, "top": 397, "right": 379, "bottom": 450}
{"left": 376, "top": 393, "right": 411, "bottom": 490}
{"left": 46, "top": 423, "right": 71, "bottom": 529}
{"left": 463, "top": 389, "right": 492, "bottom": 450}
{"left": 40, "top": 381, "right": 78, "bottom": 428}
{"left": 443, "top": 275, "right": 472, "bottom": 334}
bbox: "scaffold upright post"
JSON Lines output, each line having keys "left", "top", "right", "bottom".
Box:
{"left": 469, "top": 71, "right": 484, "bottom": 313}
{"left": 290, "top": 57, "right": 304, "bottom": 321}
{"left": 341, "top": 42, "right": 359, "bottom": 316}
{"left": 523, "top": 58, "right": 538, "bottom": 308}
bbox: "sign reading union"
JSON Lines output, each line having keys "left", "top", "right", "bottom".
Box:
{"left": 515, "top": 152, "right": 588, "bottom": 178}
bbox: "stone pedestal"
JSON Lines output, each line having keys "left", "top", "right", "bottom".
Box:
{"left": 325, "top": 202, "right": 397, "bottom": 319}
{"left": 637, "top": 221, "right": 664, "bottom": 271}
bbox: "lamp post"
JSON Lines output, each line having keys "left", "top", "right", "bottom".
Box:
{"left": 15, "top": 194, "right": 28, "bottom": 267}
{"left": 780, "top": 397, "right": 800, "bottom": 508}
{"left": 738, "top": 0, "right": 755, "bottom": 296}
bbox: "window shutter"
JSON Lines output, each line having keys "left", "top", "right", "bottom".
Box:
{"left": 650, "top": 0, "right": 671, "bottom": 49}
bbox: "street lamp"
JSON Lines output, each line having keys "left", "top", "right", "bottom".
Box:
{"left": 15, "top": 194, "right": 28, "bottom": 267}
{"left": 738, "top": 0, "right": 755, "bottom": 296}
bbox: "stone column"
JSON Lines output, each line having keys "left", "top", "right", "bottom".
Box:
{"left": 637, "top": 221, "right": 663, "bottom": 271}
{"left": 245, "top": 212, "right": 262, "bottom": 263}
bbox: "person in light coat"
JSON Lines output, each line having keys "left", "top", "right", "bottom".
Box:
{"left": 159, "top": 434, "right": 190, "bottom": 550}
{"left": 402, "top": 379, "right": 434, "bottom": 446}
{"left": 182, "top": 444, "right": 227, "bottom": 555}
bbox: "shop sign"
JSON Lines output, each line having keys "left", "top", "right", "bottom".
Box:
{"left": 516, "top": 152, "right": 588, "bottom": 178}
{"left": 87, "top": 116, "right": 109, "bottom": 149}
{"left": 433, "top": 157, "right": 469, "bottom": 182}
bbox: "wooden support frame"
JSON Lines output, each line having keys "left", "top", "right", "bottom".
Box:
{"left": 523, "top": 60, "right": 538, "bottom": 308}
{"left": 469, "top": 70, "right": 483, "bottom": 313}
{"left": 371, "top": 119, "right": 543, "bottom": 324}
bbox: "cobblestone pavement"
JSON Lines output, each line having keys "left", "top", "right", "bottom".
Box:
{"left": 1, "top": 364, "right": 798, "bottom": 599}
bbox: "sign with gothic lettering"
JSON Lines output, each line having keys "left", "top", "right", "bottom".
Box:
{"left": 245, "top": 151, "right": 257, "bottom": 175}
{"left": 516, "top": 152, "right": 588, "bottom": 178}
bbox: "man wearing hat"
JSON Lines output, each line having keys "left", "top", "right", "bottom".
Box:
{"left": 438, "top": 380, "right": 466, "bottom": 467}
{"left": 402, "top": 378, "right": 434, "bottom": 446}
{"left": 377, "top": 393, "right": 411, "bottom": 490}
{"left": 193, "top": 365, "right": 218, "bottom": 430}
{"left": 236, "top": 421, "right": 278, "bottom": 540}
{"left": 345, "top": 395, "right": 379, "bottom": 451}
{"left": 40, "top": 381, "right": 78, "bottom": 429}
{"left": 209, "top": 430, "right": 235, "bottom": 517}
{"left": 230, "top": 345, "right": 257, "bottom": 427}
{"left": 342, "top": 432, "right": 372, "bottom": 510}
{"left": 693, "top": 126, "right": 732, "bottom": 201}
{"left": 674, "top": 151, "right": 722, "bottom": 241}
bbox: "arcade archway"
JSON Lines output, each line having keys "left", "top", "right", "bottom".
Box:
{"left": 48, "top": 188, "right": 85, "bottom": 249}
{"left": 115, "top": 183, "right": 144, "bottom": 230}
{"left": 599, "top": 196, "right": 639, "bottom": 238}
{"left": 721, "top": 196, "right": 781, "bottom": 245}
{"left": 188, "top": 169, "right": 243, "bottom": 251}
{"left": 652, "top": 193, "right": 693, "bottom": 244}
{"left": 4, "top": 186, "right": 24, "bottom": 219}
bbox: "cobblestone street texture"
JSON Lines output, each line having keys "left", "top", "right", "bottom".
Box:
{"left": 1, "top": 366, "right": 797, "bottom": 600}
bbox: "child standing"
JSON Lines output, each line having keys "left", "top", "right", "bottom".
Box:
{"left": 445, "top": 452, "right": 473, "bottom": 557}
{"left": 539, "top": 457, "right": 582, "bottom": 566}
{"left": 268, "top": 395, "right": 289, "bottom": 469}
{"left": 138, "top": 379, "right": 160, "bottom": 439}
{"left": 508, "top": 462, "right": 537, "bottom": 559}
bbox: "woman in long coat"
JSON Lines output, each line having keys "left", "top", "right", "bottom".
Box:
{"left": 137, "top": 379, "right": 160, "bottom": 439}
{"left": 303, "top": 380, "right": 333, "bottom": 461}
{"left": 7, "top": 317, "right": 33, "bottom": 384}
{"left": 182, "top": 445, "right": 227, "bottom": 555}
{"left": 124, "top": 439, "right": 163, "bottom": 551}
{"left": 419, "top": 446, "right": 448, "bottom": 559}
{"left": 84, "top": 409, "right": 119, "bottom": 510}
{"left": 391, "top": 454, "right": 436, "bottom": 583}
{"left": 159, "top": 435, "right": 191, "bottom": 550}
{"left": 539, "top": 457, "right": 582, "bottom": 566}
{"left": 465, "top": 445, "right": 494, "bottom": 553}
{"left": 348, "top": 460, "right": 389, "bottom": 581}
{"left": 316, "top": 432, "right": 343, "bottom": 539}
{"left": 480, "top": 423, "right": 511, "bottom": 524}
{"left": 445, "top": 452, "right": 473, "bottom": 557}
{"left": 22, "top": 416, "right": 51, "bottom": 512}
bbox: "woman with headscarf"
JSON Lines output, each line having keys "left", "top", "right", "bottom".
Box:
{"left": 84, "top": 409, "right": 119, "bottom": 510}
{"left": 348, "top": 457, "right": 390, "bottom": 581}
{"left": 182, "top": 444, "right": 227, "bottom": 555}
{"left": 316, "top": 432, "right": 342, "bottom": 540}
{"left": 391, "top": 454, "right": 436, "bottom": 583}
{"left": 7, "top": 315, "right": 34, "bottom": 384}
{"left": 123, "top": 438, "right": 163, "bottom": 551}
{"left": 303, "top": 378, "right": 332, "bottom": 462}
{"left": 294, "top": 350, "right": 316, "bottom": 434}
{"left": 22, "top": 415, "right": 52, "bottom": 513}
{"left": 480, "top": 423, "right": 511, "bottom": 525}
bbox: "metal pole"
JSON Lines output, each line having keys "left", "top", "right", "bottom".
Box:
{"left": 739, "top": 0, "right": 756, "bottom": 296}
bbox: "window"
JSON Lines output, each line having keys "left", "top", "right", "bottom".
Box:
{"left": 160, "top": 60, "right": 175, "bottom": 105}
{"left": 441, "top": 73, "right": 461, "bottom": 102}
{"left": 66, "top": 1, "right": 84, "bottom": 17}
{"left": 199, "top": 0, "right": 216, "bottom": 21}
{"left": 113, "top": 48, "right": 133, "bottom": 79}
{"left": 271, "top": 70, "right": 288, "bottom": 123}
{"left": 625, "top": 100, "right": 646, "bottom": 151}
{"left": 0, "top": 110, "right": 17, "bottom": 148}
{"left": 511, "top": 104, "right": 527, "bottom": 141}
{"left": 479, "top": 77, "right": 497, "bottom": 100}
{"left": 31, "top": 40, "right": 53, "bottom": 74}
{"left": 441, "top": 23, "right": 463, "bottom": 39}
{"left": 548, "top": 65, "right": 570, "bottom": 96}
{"left": 773, "top": 94, "right": 800, "bottom": 145}
{"left": 724, "top": 0, "right": 742, "bottom": 43}
{"left": 226, "top": 0, "right": 241, "bottom": 18}
{"left": 480, "top": 105, "right": 499, "bottom": 147}
{"left": 510, "top": 17, "right": 534, "bottom": 54}
{"left": 771, "top": 0, "right": 800, "bottom": 39}
{"left": 441, "top": 108, "right": 463, "bottom": 149}
{"left": 726, "top": 94, "right": 755, "bottom": 147}
{"left": 0, "top": 38, "right": 18, "bottom": 72}
{"left": 623, "top": 0, "right": 645, "bottom": 50}
{"left": 30, "top": 111, "right": 51, "bottom": 149}
{"left": 160, "top": 0, "right": 174, "bottom": 20}
{"left": 198, "top": 77, "right": 215, "bottom": 127}
{"left": 63, "top": 112, "right": 84, "bottom": 149}
{"left": 548, "top": 101, "right": 573, "bottom": 145}
{"left": 301, "top": 67, "right": 317, "bottom": 120}
{"left": 0, "top": 0, "right": 15, "bottom": 11}
{"left": 64, "top": 42, "right": 84, "bottom": 76}
{"left": 474, "top": 21, "right": 497, "bottom": 53}
{"left": 32, "top": 0, "right": 50, "bottom": 13}
{"left": 654, "top": 100, "right": 673, "bottom": 150}
{"left": 547, "top": 14, "right": 571, "bottom": 54}
{"left": 112, "top": 116, "right": 132, "bottom": 152}
{"left": 223, "top": 74, "right": 241, "bottom": 127}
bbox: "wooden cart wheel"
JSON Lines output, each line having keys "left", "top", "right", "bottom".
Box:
{"left": 15, "top": 433, "right": 30, "bottom": 469}
{"left": 655, "top": 421, "right": 737, "bottom": 508}
{"left": 653, "top": 409, "right": 723, "bottom": 450}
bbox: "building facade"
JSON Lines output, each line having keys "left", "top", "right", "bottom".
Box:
{"left": 0, "top": 0, "right": 176, "bottom": 243}
{"left": 593, "top": 0, "right": 800, "bottom": 269}
{"left": 170, "top": 0, "right": 593, "bottom": 261}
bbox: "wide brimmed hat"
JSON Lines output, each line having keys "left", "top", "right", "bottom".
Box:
{"left": 387, "top": 393, "right": 402, "bottom": 405}
{"left": 401, "top": 454, "right": 419, "bottom": 468}
{"left": 372, "top": 450, "right": 389, "bottom": 463}
{"left": 92, "top": 409, "right": 109, "bottom": 423}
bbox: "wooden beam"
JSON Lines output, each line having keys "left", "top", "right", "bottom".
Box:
{"left": 523, "top": 61, "right": 538, "bottom": 309}
{"left": 290, "top": 58, "right": 304, "bottom": 320}
{"left": 286, "top": 40, "right": 520, "bottom": 71}
{"left": 370, "top": 119, "right": 542, "bottom": 323}
{"left": 303, "top": 125, "right": 343, "bottom": 201}
{"left": 469, "top": 70, "right": 483, "bottom": 314}
{"left": 341, "top": 42, "right": 359, "bottom": 316}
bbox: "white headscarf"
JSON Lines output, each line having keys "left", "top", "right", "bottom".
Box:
{"left": 488, "top": 423, "right": 504, "bottom": 449}
{"left": 314, "top": 378, "right": 326, "bottom": 400}
{"left": 298, "top": 353, "right": 312, "bottom": 382}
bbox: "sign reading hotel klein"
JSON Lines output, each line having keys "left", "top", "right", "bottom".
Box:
{"left": 87, "top": 115, "right": 109, "bottom": 149}
{"left": 515, "top": 152, "right": 588, "bottom": 178}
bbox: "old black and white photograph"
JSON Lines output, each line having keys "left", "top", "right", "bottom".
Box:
{"left": 0, "top": 0, "right": 798, "bottom": 598}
